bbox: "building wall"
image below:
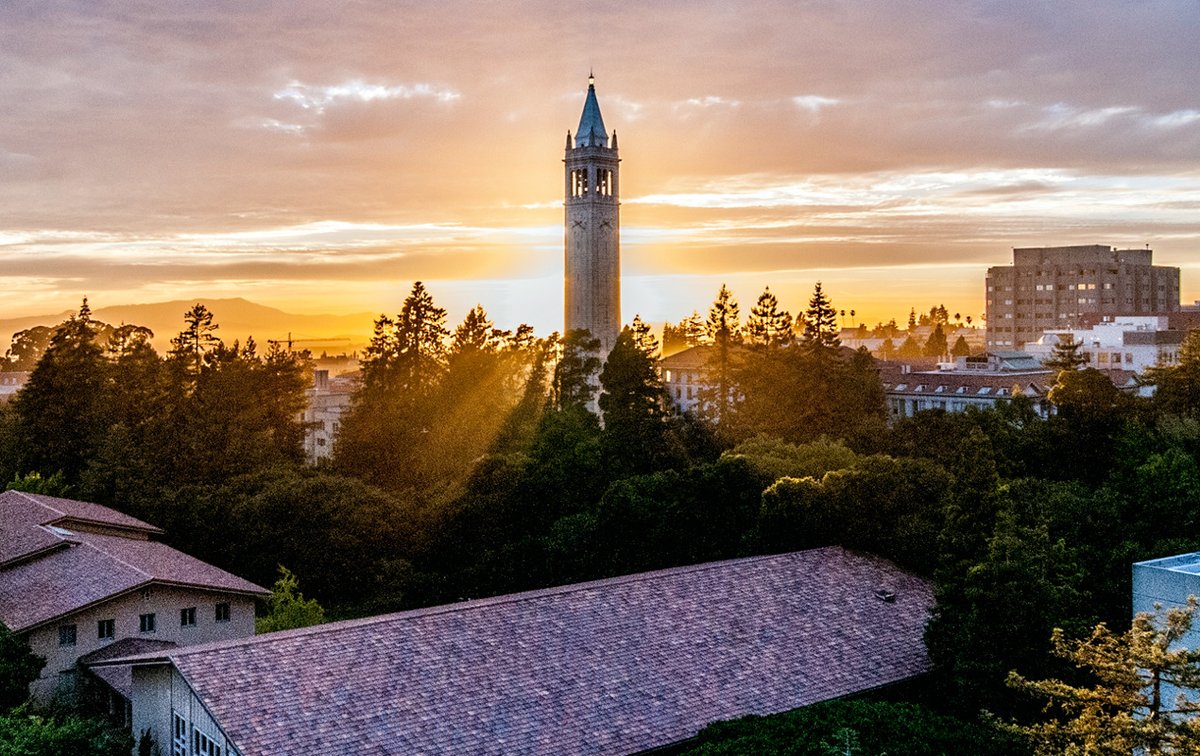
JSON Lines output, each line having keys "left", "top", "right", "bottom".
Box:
{"left": 25, "top": 586, "right": 256, "bottom": 703}
{"left": 986, "top": 245, "right": 1181, "bottom": 350}
{"left": 133, "top": 665, "right": 240, "bottom": 756}
{"left": 1023, "top": 316, "right": 1185, "bottom": 374}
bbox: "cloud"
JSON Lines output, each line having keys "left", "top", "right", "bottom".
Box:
{"left": 273, "top": 80, "right": 462, "bottom": 114}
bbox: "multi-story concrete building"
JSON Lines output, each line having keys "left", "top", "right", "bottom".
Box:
{"left": 986, "top": 245, "right": 1180, "bottom": 350}
{"left": 303, "top": 369, "right": 355, "bottom": 463}
{"left": 0, "top": 490, "right": 266, "bottom": 712}
{"left": 564, "top": 74, "right": 620, "bottom": 360}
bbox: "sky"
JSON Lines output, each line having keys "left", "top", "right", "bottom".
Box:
{"left": 2, "top": 0, "right": 1199, "bottom": 336}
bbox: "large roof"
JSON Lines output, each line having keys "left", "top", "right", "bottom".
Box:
{"left": 0, "top": 491, "right": 267, "bottom": 632}
{"left": 574, "top": 76, "right": 608, "bottom": 148}
{"left": 105, "top": 547, "right": 932, "bottom": 755}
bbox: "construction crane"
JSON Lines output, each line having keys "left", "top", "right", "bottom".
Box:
{"left": 265, "top": 333, "right": 353, "bottom": 352}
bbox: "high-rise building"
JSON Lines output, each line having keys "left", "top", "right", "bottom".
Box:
{"left": 985, "top": 245, "right": 1180, "bottom": 350}
{"left": 564, "top": 74, "right": 620, "bottom": 359}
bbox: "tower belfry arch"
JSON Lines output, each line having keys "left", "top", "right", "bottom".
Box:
{"left": 564, "top": 73, "right": 620, "bottom": 360}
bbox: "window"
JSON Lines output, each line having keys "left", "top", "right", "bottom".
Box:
{"left": 181, "top": 607, "right": 197, "bottom": 627}
{"left": 58, "top": 624, "right": 77, "bottom": 646}
{"left": 215, "top": 602, "right": 231, "bottom": 623}
{"left": 173, "top": 712, "right": 189, "bottom": 756}
{"left": 194, "top": 727, "right": 224, "bottom": 756}
{"left": 98, "top": 619, "right": 115, "bottom": 640}
{"left": 140, "top": 613, "right": 156, "bottom": 633}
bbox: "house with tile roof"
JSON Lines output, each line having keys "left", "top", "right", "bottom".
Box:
{"left": 96, "top": 547, "right": 933, "bottom": 756}
{"left": 0, "top": 490, "right": 268, "bottom": 710}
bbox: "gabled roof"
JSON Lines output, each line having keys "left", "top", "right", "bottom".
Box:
{"left": 103, "top": 548, "right": 932, "bottom": 755}
{"left": 574, "top": 77, "right": 608, "bottom": 148}
{"left": 0, "top": 492, "right": 267, "bottom": 632}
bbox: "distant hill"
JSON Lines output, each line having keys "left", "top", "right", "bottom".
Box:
{"left": 0, "top": 298, "right": 376, "bottom": 355}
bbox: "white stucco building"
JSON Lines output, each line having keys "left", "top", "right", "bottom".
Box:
{"left": 1024, "top": 315, "right": 1189, "bottom": 374}
{"left": 0, "top": 490, "right": 266, "bottom": 713}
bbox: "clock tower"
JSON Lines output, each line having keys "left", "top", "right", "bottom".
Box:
{"left": 564, "top": 74, "right": 620, "bottom": 359}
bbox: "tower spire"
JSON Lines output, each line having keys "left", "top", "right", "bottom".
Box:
{"left": 575, "top": 73, "right": 608, "bottom": 148}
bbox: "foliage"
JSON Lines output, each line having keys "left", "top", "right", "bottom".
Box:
{"left": 599, "top": 328, "right": 671, "bottom": 476}
{"left": 5, "top": 471, "right": 70, "bottom": 497}
{"left": 951, "top": 334, "right": 971, "bottom": 358}
{"left": 1043, "top": 334, "right": 1089, "bottom": 372}
{"left": 1008, "top": 598, "right": 1200, "bottom": 755}
{"left": 923, "top": 323, "right": 947, "bottom": 358}
{"left": 552, "top": 329, "right": 601, "bottom": 411}
{"left": 700, "top": 285, "right": 741, "bottom": 426}
{"left": 0, "top": 624, "right": 43, "bottom": 713}
{"left": 0, "top": 709, "right": 132, "bottom": 756}
{"left": 256, "top": 566, "right": 327, "bottom": 634}
{"left": 1147, "top": 329, "right": 1200, "bottom": 416}
{"left": 680, "top": 698, "right": 1029, "bottom": 756}
{"left": 800, "top": 282, "right": 840, "bottom": 355}
{"left": 721, "top": 436, "right": 861, "bottom": 483}
{"left": 745, "top": 287, "right": 793, "bottom": 348}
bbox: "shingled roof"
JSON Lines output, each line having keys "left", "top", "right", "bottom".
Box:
{"left": 0, "top": 491, "right": 267, "bottom": 632}
{"left": 104, "top": 547, "right": 933, "bottom": 755}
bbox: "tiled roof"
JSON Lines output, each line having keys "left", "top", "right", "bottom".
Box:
{"left": 81, "top": 638, "right": 178, "bottom": 699}
{"left": 0, "top": 490, "right": 162, "bottom": 537}
{"left": 0, "top": 494, "right": 267, "bottom": 632}
{"left": 107, "top": 548, "right": 932, "bottom": 755}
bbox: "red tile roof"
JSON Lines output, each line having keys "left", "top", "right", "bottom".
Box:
{"left": 106, "top": 548, "right": 932, "bottom": 755}
{"left": 0, "top": 493, "right": 267, "bottom": 632}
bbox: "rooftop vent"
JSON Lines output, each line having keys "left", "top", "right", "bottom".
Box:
{"left": 873, "top": 589, "right": 896, "bottom": 603}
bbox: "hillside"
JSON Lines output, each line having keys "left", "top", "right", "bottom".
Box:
{"left": 0, "top": 298, "right": 376, "bottom": 355}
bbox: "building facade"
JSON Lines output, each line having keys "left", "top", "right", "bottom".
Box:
{"left": 881, "top": 352, "right": 1055, "bottom": 419}
{"left": 0, "top": 491, "right": 265, "bottom": 707}
{"left": 564, "top": 74, "right": 621, "bottom": 360}
{"left": 986, "top": 245, "right": 1180, "bottom": 350}
{"left": 1024, "top": 315, "right": 1189, "bottom": 375}
{"left": 302, "top": 369, "right": 355, "bottom": 463}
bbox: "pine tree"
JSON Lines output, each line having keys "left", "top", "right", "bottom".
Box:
{"left": 951, "top": 335, "right": 971, "bottom": 358}
{"left": 168, "top": 303, "right": 221, "bottom": 383}
{"left": 1043, "top": 334, "right": 1088, "bottom": 372}
{"left": 629, "top": 314, "right": 660, "bottom": 358}
{"left": 923, "top": 323, "right": 948, "bottom": 358}
{"left": 599, "top": 328, "right": 669, "bottom": 475}
{"left": 552, "top": 329, "right": 601, "bottom": 411}
{"left": 1009, "top": 598, "right": 1200, "bottom": 754}
{"left": 701, "top": 285, "right": 741, "bottom": 425}
{"left": 801, "top": 282, "right": 840, "bottom": 355}
{"left": 12, "top": 300, "right": 108, "bottom": 483}
{"left": 746, "top": 287, "right": 793, "bottom": 348}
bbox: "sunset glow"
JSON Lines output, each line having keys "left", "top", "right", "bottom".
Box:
{"left": 2, "top": 1, "right": 1198, "bottom": 336}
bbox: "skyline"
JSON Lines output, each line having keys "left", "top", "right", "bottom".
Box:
{"left": 3, "top": 1, "right": 1199, "bottom": 335}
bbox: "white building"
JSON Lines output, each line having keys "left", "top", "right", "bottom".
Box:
{"left": 1024, "top": 316, "right": 1189, "bottom": 374}
{"left": 303, "top": 369, "right": 355, "bottom": 463}
{"left": 0, "top": 490, "right": 266, "bottom": 712}
{"left": 660, "top": 345, "right": 710, "bottom": 415}
{"left": 881, "top": 352, "right": 1055, "bottom": 419}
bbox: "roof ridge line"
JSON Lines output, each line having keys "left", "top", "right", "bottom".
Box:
{"left": 81, "top": 538, "right": 153, "bottom": 581}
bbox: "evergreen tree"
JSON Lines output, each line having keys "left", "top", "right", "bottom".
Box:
{"left": 0, "top": 622, "right": 43, "bottom": 711}
{"left": 12, "top": 300, "right": 108, "bottom": 483}
{"left": 745, "top": 287, "right": 793, "bottom": 348}
{"left": 898, "top": 335, "right": 922, "bottom": 358}
{"left": 552, "top": 329, "right": 601, "bottom": 411}
{"left": 1009, "top": 598, "right": 1200, "bottom": 754}
{"left": 800, "top": 282, "right": 840, "bottom": 355}
{"left": 701, "top": 285, "right": 741, "bottom": 426}
{"left": 167, "top": 304, "right": 221, "bottom": 384}
{"left": 923, "top": 323, "right": 948, "bottom": 358}
{"left": 599, "top": 328, "right": 670, "bottom": 475}
{"left": 256, "top": 566, "right": 326, "bottom": 633}
{"left": 951, "top": 334, "right": 971, "bottom": 358}
{"left": 629, "top": 314, "right": 659, "bottom": 358}
{"left": 1043, "top": 334, "right": 1088, "bottom": 372}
